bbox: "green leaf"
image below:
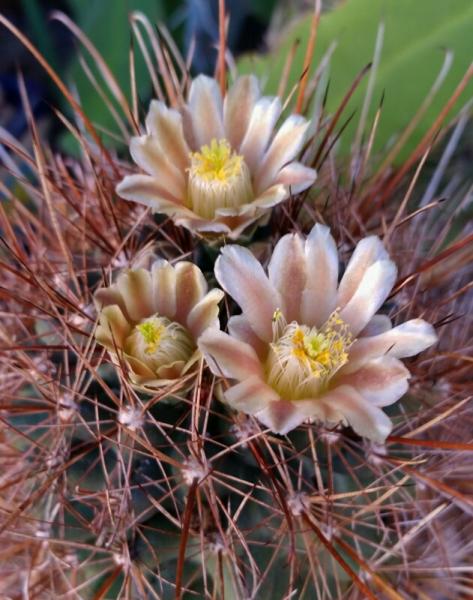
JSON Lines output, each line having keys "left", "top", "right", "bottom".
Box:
{"left": 238, "top": 0, "right": 473, "bottom": 162}
{"left": 64, "top": 0, "right": 165, "bottom": 146}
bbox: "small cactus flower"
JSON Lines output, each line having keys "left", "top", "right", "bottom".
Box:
{"left": 94, "top": 260, "right": 224, "bottom": 390}
{"left": 199, "top": 224, "right": 437, "bottom": 442}
{"left": 116, "top": 75, "right": 316, "bottom": 239}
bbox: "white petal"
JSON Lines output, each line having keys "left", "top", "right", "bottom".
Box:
{"left": 255, "top": 398, "right": 323, "bottom": 435}
{"left": 224, "top": 375, "right": 280, "bottom": 414}
{"left": 224, "top": 75, "right": 260, "bottom": 149}
{"left": 339, "top": 260, "right": 397, "bottom": 336}
{"left": 335, "top": 357, "right": 410, "bottom": 407}
{"left": 227, "top": 315, "right": 268, "bottom": 360}
{"left": 321, "top": 385, "right": 392, "bottom": 443}
{"left": 359, "top": 314, "right": 392, "bottom": 337}
{"left": 215, "top": 184, "right": 288, "bottom": 217}
{"left": 338, "top": 237, "right": 390, "bottom": 308}
{"left": 96, "top": 305, "right": 131, "bottom": 348}
{"left": 174, "top": 262, "right": 207, "bottom": 324}
{"left": 151, "top": 260, "right": 177, "bottom": 319}
{"left": 116, "top": 174, "right": 191, "bottom": 212}
{"left": 301, "top": 224, "right": 339, "bottom": 327}
{"left": 188, "top": 75, "right": 224, "bottom": 148}
{"left": 346, "top": 319, "right": 437, "bottom": 371}
{"left": 145, "top": 100, "right": 191, "bottom": 171}
{"left": 199, "top": 329, "right": 264, "bottom": 380}
{"left": 186, "top": 289, "right": 224, "bottom": 339}
{"left": 116, "top": 269, "right": 154, "bottom": 322}
{"left": 239, "top": 96, "right": 282, "bottom": 172}
{"left": 276, "top": 162, "right": 316, "bottom": 194}
{"left": 215, "top": 245, "right": 282, "bottom": 342}
{"left": 268, "top": 233, "right": 306, "bottom": 322}
{"left": 130, "top": 136, "right": 185, "bottom": 198}
{"left": 254, "top": 115, "right": 310, "bottom": 193}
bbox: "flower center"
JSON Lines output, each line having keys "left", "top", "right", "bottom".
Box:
{"left": 266, "top": 311, "right": 353, "bottom": 400}
{"left": 125, "top": 315, "right": 195, "bottom": 373}
{"left": 188, "top": 139, "right": 253, "bottom": 219}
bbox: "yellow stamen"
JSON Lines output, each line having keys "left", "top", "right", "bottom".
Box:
{"left": 137, "top": 319, "right": 165, "bottom": 354}
{"left": 191, "top": 139, "right": 243, "bottom": 183}
{"left": 266, "top": 311, "right": 353, "bottom": 399}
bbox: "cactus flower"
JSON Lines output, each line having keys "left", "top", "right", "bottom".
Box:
{"left": 116, "top": 75, "right": 316, "bottom": 239}
{"left": 199, "top": 225, "right": 437, "bottom": 442}
{"left": 94, "top": 260, "right": 224, "bottom": 390}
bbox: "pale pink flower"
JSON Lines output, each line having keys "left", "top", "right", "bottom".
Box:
{"left": 199, "top": 225, "right": 437, "bottom": 442}
{"left": 94, "top": 260, "right": 223, "bottom": 390}
{"left": 116, "top": 75, "right": 316, "bottom": 239}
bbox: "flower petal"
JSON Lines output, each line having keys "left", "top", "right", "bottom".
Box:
{"left": 254, "top": 114, "right": 310, "bottom": 193}
{"left": 215, "top": 245, "right": 282, "bottom": 342}
{"left": 321, "top": 385, "right": 392, "bottom": 443}
{"left": 151, "top": 260, "right": 177, "bottom": 319}
{"left": 223, "top": 75, "right": 260, "bottom": 150}
{"left": 186, "top": 288, "right": 224, "bottom": 339}
{"left": 227, "top": 315, "right": 268, "bottom": 360}
{"left": 188, "top": 75, "right": 224, "bottom": 148}
{"left": 94, "top": 286, "right": 129, "bottom": 320}
{"left": 214, "top": 184, "right": 288, "bottom": 217}
{"left": 359, "top": 314, "right": 392, "bottom": 337}
{"left": 129, "top": 136, "right": 185, "bottom": 198}
{"left": 268, "top": 233, "right": 306, "bottom": 322}
{"left": 174, "top": 262, "right": 207, "bottom": 324}
{"left": 301, "top": 224, "right": 339, "bottom": 327}
{"left": 239, "top": 96, "right": 282, "bottom": 173}
{"left": 145, "top": 100, "right": 190, "bottom": 171}
{"left": 199, "top": 329, "right": 264, "bottom": 380}
{"left": 346, "top": 319, "right": 437, "bottom": 371}
{"left": 335, "top": 357, "right": 410, "bottom": 407}
{"left": 116, "top": 269, "right": 154, "bottom": 322}
{"left": 255, "top": 398, "right": 324, "bottom": 435}
{"left": 95, "top": 305, "right": 131, "bottom": 348}
{"left": 338, "top": 236, "right": 390, "bottom": 308}
{"left": 224, "top": 375, "right": 280, "bottom": 414}
{"left": 276, "top": 162, "right": 316, "bottom": 194}
{"left": 116, "top": 174, "right": 191, "bottom": 210}
{"left": 339, "top": 259, "right": 397, "bottom": 336}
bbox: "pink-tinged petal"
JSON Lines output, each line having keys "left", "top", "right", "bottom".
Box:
{"left": 214, "top": 184, "right": 288, "bottom": 218}
{"left": 129, "top": 136, "right": 185, "bottom": 198}
{"left": 223, "top": 75, "right": 260, "bottom": 149}
{"left": 321, "top": 385, "right": 392, "bottom": 443}
{"left": 276, "top": 162, "right": 316, "bottom": 194}
{"left": 145, "top": 100, "right": 190, "bottom": 171}
{"left": 301, "top": 223, "right": 339, "bottom": 327}
{"left": 268, "top": 233, "right": 306, "bottom": 322}
{"left": 339, "top": 260, "right": 397, "bottom": 336}
{"left": 338, "top": 236, "right": 390, "bottom": 308}
{"left": 151, "top": 260, "right": 177, "bottom": 319}
{"left": 346, "top": 319, "right": 437, "bottom": 371}
{"left": 239, "top": 96, "right": 282, "bottom": 172}
{"left": 116, "top": 174, "right": 191, "bottom": 210}
{"left": 254, "top": 115, "right": 310, "bottom": 193}
{"left": 188, "top": 75, "right": 224, "bottom": 148}
{"left": 94, "top": 286, "right": 129, "bottom": 320}
{"left": 224, "top": 375, "right": 280, "bottom": 414}
{"left": 186, "top": 289, "right": 224, "bottom": 339}
{"left": 359, "top": 314, "right": 392, "bottom": 337}
{"left": 116, "top": 269, "right": 154, "bottom": 322}
{"left": 335, "top": 357, "right": 410, "bottom": 407}
{"left": 124, "top": 353, "right": 157, "bottom": 380}
{"left": 174, "top": 262, "right": 207, "bottom": 324}
{"left": 215, "top": 245, "right": 282, "bottom": 342}
{"left": 199, "top": 329, "right": 264, "bottom": 380}
{"left": 227, "top": 315, "right": 268, "bottom": 360}
{"left": 255, "top": 398, "right": 324, "bottom": 435}
{"left": 96, "top": 305, "right": 131, "bottom": 348}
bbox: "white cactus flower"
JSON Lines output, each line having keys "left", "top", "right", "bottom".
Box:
{"left": 117, "top": 75, "right": 316, "bottom": 239}
{"left": 199, "top": 224, "right": 437, "bottom": 442}
{"left": 94, "top": 260, "right": 224, "bottom": 391}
